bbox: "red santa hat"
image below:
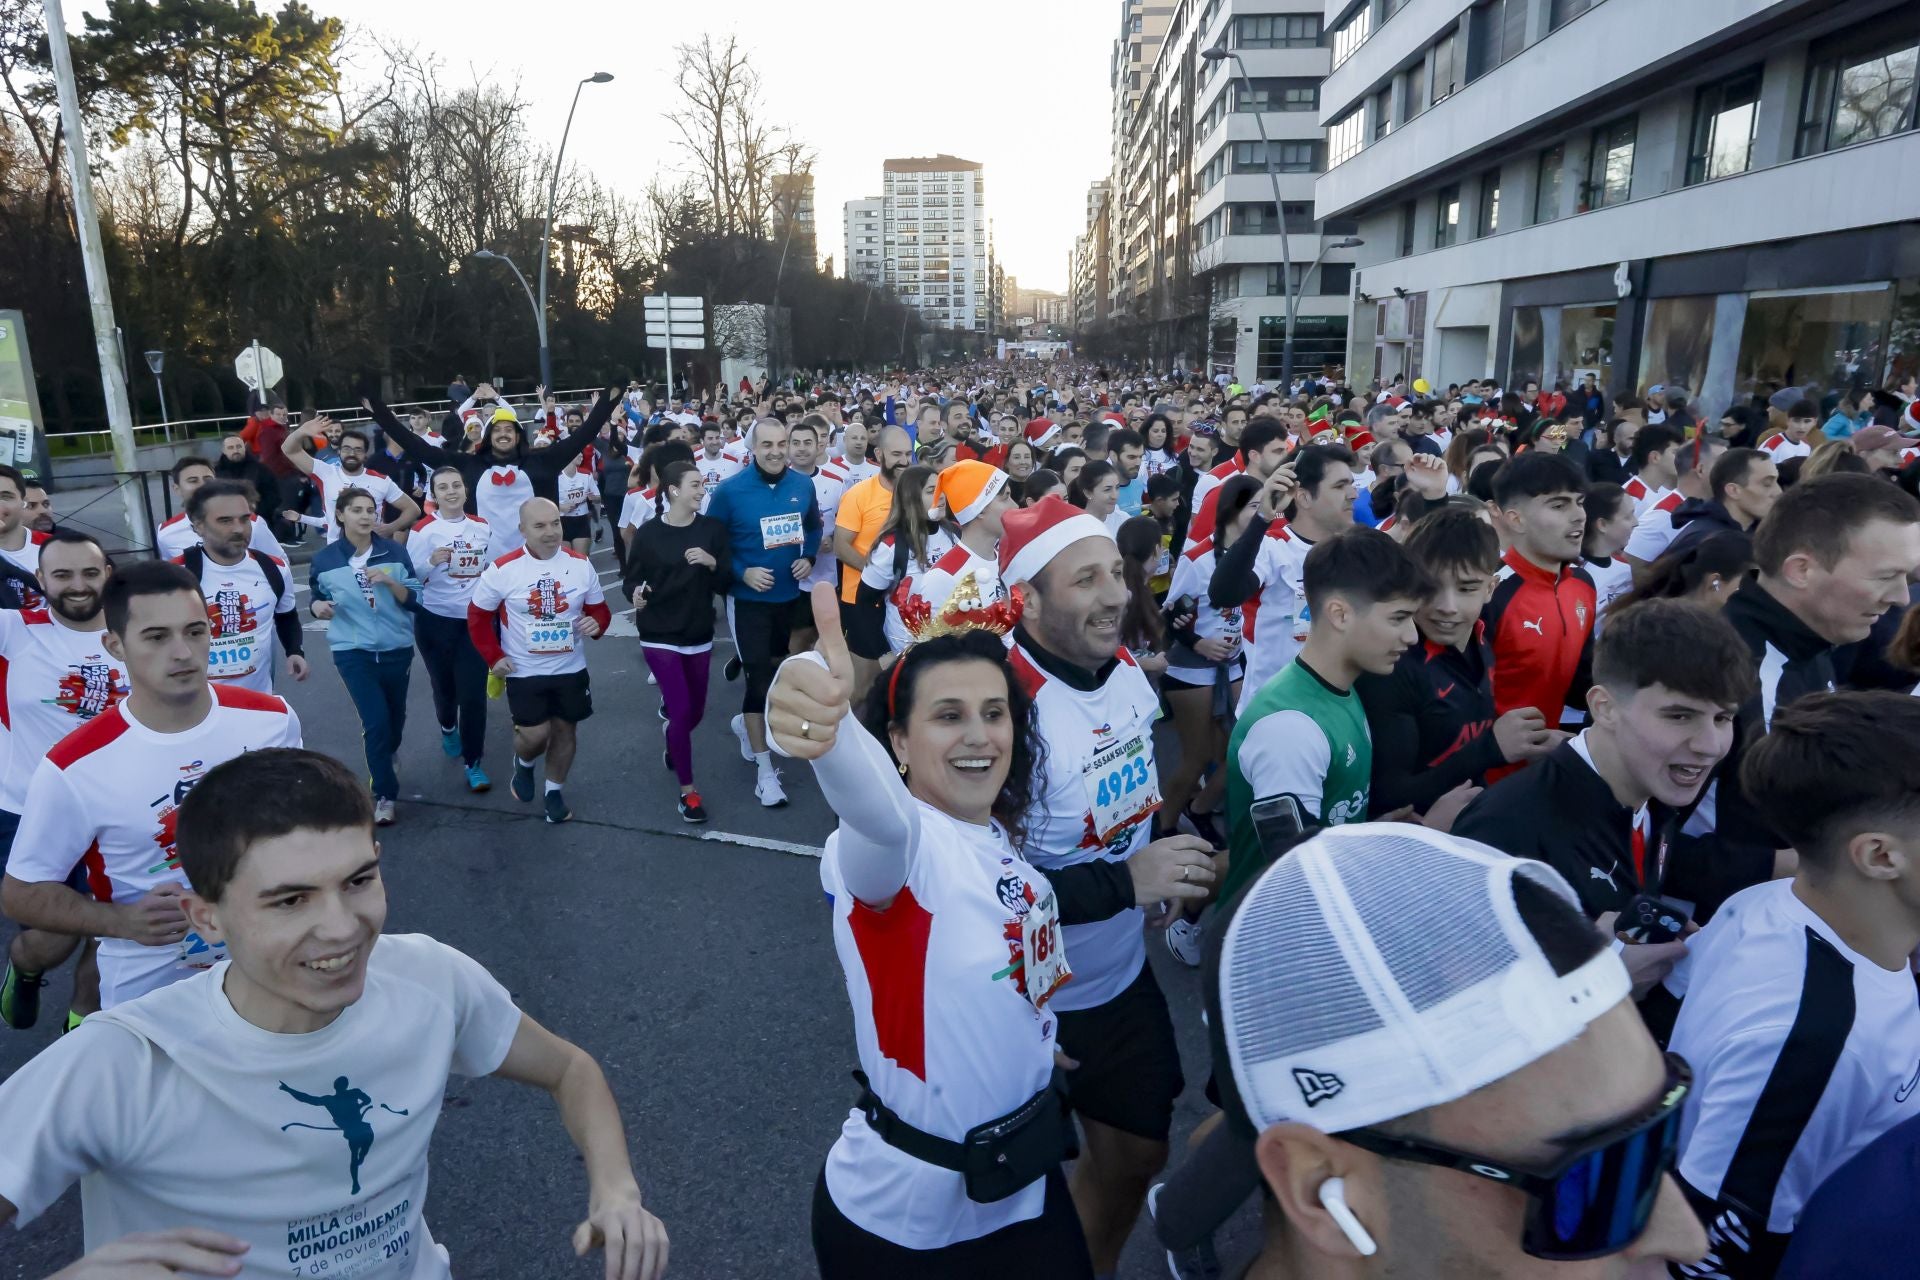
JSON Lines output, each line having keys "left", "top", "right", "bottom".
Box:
{"left": 936, "top": 460, "right": 1009, "bottom": 526}
{"left": 1903, "top": 398, "right": 1920, "bottom": 436}
{"left": 999, "top": 495, "right": 1114, "bottom": 586}
{"left": 1026, "top": 417, "right": 1062, "bottom": 449}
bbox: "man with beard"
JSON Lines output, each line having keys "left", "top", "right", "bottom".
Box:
{"left": 363, "top": 385, "right": 615, "bottom": 553}
{"left": 833, "top": 426, "right": 914, "bottom": 699}
{"left": 155, "top": 455, "right": 287, "bottom": 562}
{"left": 21, "top": 484, "right": 53, "bottom": 537}
{"left": 278, "top": 421, "right": 419, "bottom": 544}
{"left": 0, "top": 532, "right": 119, "bottom": 1032}
{"left": 173, "top": 480, "right": 306, "bottom": 695}
{"left": 212, "top": 432, "right": 280, "bottom": 522}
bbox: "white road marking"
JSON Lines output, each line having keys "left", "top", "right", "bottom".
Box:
{"left": 699, "top": 830, "right": 823, "bottom": 859}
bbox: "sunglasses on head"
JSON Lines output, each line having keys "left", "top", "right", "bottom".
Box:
{"left": 1337, "top": 1053, "right": 1691, "bottom": 1261}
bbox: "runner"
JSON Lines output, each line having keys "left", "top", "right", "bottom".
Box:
{"left": 885, "top": 460, "right": 1015, "bottom": 654}
{"left": 154, "top": 456, "right": 288, "bottom": 562}
{"left": 786, "top": 415, "right": 844, "bottom": 652}
{"left": 1759, "top": 400, "right": 1820, "bottom": 464}
{"left": 0, "top": 747, "right": 670, "bottom": 1280}
{"left": 769, "top": 586, "right": 1089, "bottom": 1278}
{"left": 855, "top": 465, "right": 952, "bottom": 658}
{"left": 174, "top": 480, "right": 306, "bottom": 695}
{"left": 623, "top": 462, "right": 729, "bottom": 824}
{"left": 997, "top": 495, "right": 1217, "bottom": 1278}
{"left": 0, "top": 560, "right": 301, "bottom": 1009}
{"left": 0, "top": 464, "right": 51, "bottom": 608}
{"left": 707, "top": 418, "right": 823, "bottom": 808}
{"left": 278, "top": 418, "right": 419, "bottom": 543}
{"left": 306, "top": 490, "right": 421, "bottom": 826}
{"left": 0, "top": 532, "right": 120, "bottom": 1033}
{"left": 407, "top": 467, "right": 495, "bottom": 792}
{"left": 695, "top": 421, "right": 743, "bottom": 503}
{"left": 468, "top": 498, "right": 611, "bottom": 824}
{"left": 558, "top": 452, "right": 599, "bottom": 556}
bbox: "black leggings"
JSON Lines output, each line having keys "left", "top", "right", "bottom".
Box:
{"left": 415, "top": 609, "right": 488, "bottom": 765}
{"left": 811, "top": 1165, "right": 1092, "bottom": 1280}
{"left": 730, "top": 596, "right": 795, "bottom": 715}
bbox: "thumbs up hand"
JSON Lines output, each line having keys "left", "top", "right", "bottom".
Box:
{"left": 766, "top": 583, "right": 854, "bottom": 760}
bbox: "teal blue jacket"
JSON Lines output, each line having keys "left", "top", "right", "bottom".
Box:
{"left": 308, "top": 535, "right": 422, "bottom": 652}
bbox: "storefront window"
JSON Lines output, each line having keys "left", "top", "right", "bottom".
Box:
{"left": 1510, "top": 306, "right": 1544, "bottom": 387}
{"left": 1735, "top": 287, "right": 1895, "bottom": 400}
{"left": 1259, "top": 315, "right": 1350, "bottom": 380}
{"left": 1558, "top": 304, "right": 1615, "bottom": 388}
{"left": 1638, "top": 297, "right": 1718, "bottom": 400}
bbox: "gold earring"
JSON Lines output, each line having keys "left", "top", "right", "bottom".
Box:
{"left": 898, "top": 762, "right": 909, "bottom": 777}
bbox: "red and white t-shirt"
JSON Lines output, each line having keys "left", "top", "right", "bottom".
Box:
{"left": 618, "top": 486, "right": 657, "bottom": 534}
{"left": 1164, "top": 538, "right": 1245, "bottom": 685}
{"left": 887, "top": 542, "right": 1007, "bottom": 654}
{"left": 1760, "top": 432, "right": 1813, "bottom": 464}
{"left": 831, "top": 456, "right": 879, "bottom": 486}
{"left": 473, "top": 464, "right": 536, "bottom": 548}
{"left": 1622, "top": 489, "right": 1685, "bottom": 564}
{"left": 1185, "top": 457, "right": 1247, "bottom": 550}
{"left": 153, "top": 512, "right": 285, "bottom": 563}
{"left": 172, "top": 552, "right": 295, "bottom": 693}
{"left": 1621, "top": 475, "right": 1677, "bottom": 519}
{"left": 407, "top": 513, "right": 494, "bottom": 621}
{"left": 467, "top": 547, "right": 610, "bottom": 677}
{"left": 8, "top": 685, "right": 302, "bottom": 1007}
{"left": 695, "top": 451, "right": 743, "bottom": 511}
{"left": 802, "top": 466, "right": 845, "bottom": 592}
{"left": 1238, "top": 521, "right": 1315, "bottom": 715}
{"left": 0, "top": 529, "right": 51, "bottom": 607}
{"left": 557, "top": 468, "right": 596, "bottom": 518}
{"left": 862, "top": 529, "right": 956, "bottom": 652}
{"left": 309, "top": 460, "right": 405, "bottom": 543}
{"left": 0, "top": 609, "right": 127, "bottom": 813}
{"left": 1008, "top": 638, "right": 1162, "bottom": 1012}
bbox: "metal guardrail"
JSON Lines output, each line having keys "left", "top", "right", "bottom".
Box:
{"left": 49, "top": 387, "right": 609, "bottom": 458}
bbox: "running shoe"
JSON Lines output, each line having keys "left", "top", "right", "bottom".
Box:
{"left": 544, "top": 789, "right": 572, "bottom": 824}
{"left": 440, "top": 727, "right": 461, "bottom": 759}
{"left": 1180, "top": 807, "right": 1225, "bottom": 849}
{"left": 464, "top": 763, "right": 491, "bottom": 793}
{"left": 679, "top": 791, "right": 709, "bottom": 823}
{"left": 755, "top": 769, "right": 788, "bottom": 808}
{"left": 647, "top": 671, "right": 658, "bottom": 686}
{"left": 374, "top": 798, "right": 396, "bottom": 827}
{"left": 511, "top": 761, "right": 536, "bottom": 802}
{"left": 1164, "top": 917, "right": 1205, "bottom": 968}
{"left": 0, "top": 961, "right": 45, "bottom": 1030}
{"left": 658, "top": 704, "right": 669, "bottom": 723}
{"left": 724, "top": 654, "right": 743, "bottom": 682}
{"left": 1147, "top": 1182, "right": 1225, "bottom": 1280}
{"left": 730, "top": 713, "right": 754, "bottom": 763}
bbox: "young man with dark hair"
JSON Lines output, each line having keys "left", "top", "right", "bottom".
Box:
{"left": 1209, "top": 444, "right": 1358, "bottom": 715}
{"left": 1663, "top": 446, "right": 1780, "bottom": 561}
{"left": 0, "top": 747, "right": 670, "bottom": 1280}
{"left": 0, "top": 463, "right": 49, "bottom": 608}
{"left": 156, "top": 456, "right": 288, "bottom": 562}
{"left": 1456, "top": 598, "right": 1754, "bottom": 945}
{"left": 280, "top": 419, "right": 419, "bottom": 544}
{"left": 1484, "top": 453, "right": 1597, "bottom": 767}
{"left": 0, "top": 561, "right": 301, "bottom": 1010}
{"left": 1621, "top": 431, "right": 1726, "bottom": 575}
{"left": 1761, "top": 400, "right": 1820, "bottom": 463}
{"left": 1358, "top": 508, "right": 1562, "bottom": 821}
{"left": 1663, "top": 691, "right": 1920, "bottom": 1279}
{"left": 1685, "top": 473, "right": 1920, "bottom": 914}
{"left": 1222, "top": 528, "right": 1435, "bottom": 904}
{"left": 1108, "top": 427, "right": 1146, "bottom": 516}
{"left": 1182, "top": 415, "right": 1293, "bottom": 552}
{"left": 177, "top": 479, "right": 306, "bottom": 694}
{"left": 1622, "top": 423, "right": 1682, "bottom": 517}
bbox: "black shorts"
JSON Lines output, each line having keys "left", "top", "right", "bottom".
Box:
{"left": 561, "top": 514, "right": 591, "bottom": 541}
{"left": 845, "top": 587, "right": 889, "bottom": 661}
{"left": 1052, "top": 961, "right": 1185, "bottom": 1142}
{"left": 506, "top": 670, "right": 593, "bottom": 726}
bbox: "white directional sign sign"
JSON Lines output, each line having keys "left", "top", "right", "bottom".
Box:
{"left": 646, "top": 335, "right": 705, "bottom": 349}
{"left": 233, "top": 343, "right": 283, "bottom": 392}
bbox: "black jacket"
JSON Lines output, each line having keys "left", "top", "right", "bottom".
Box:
{"left": 212, "top": 454, "right": 282, "bottom": 515}
{"left": 1586, "top": 447, "right": 1632, "bottom": 487}
{"left": 1684, "top": 578, "right": 1834, "bottom": 915}
{"left": 1357, "top": 629, "right": 1506, "bottom": 816}
{"left": 364, "top": 389, "right": 613, "bottom": 515}
{"left": 621, "top": 514, "right": 730, "bottom": 648}
{"left": 1661, "top": 498, "right": 1745, "bottom": 559}
{"left": 1452, "top": 740, "right": 1680, "bottom": 919}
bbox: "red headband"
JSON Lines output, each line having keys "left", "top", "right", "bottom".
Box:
{"left": 886, "top": 657, "right": 909, "bottom": 719}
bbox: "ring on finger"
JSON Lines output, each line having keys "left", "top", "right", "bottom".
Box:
{"left": 800, "top": 720, "right": 812, "bottom": 740}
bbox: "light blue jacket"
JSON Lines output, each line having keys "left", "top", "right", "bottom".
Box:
{"left": 308, "top": 535, "right": 422, "bottom": 652}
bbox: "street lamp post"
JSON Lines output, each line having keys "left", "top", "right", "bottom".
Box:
{"left": 1202, "top": 43, "right": 1354, "bottom": 388}
{"left": 535, "top": 72, "right": 614, "bottom": 390}
{"left": 472, "top": 251, "right": 543, "bottom": 372}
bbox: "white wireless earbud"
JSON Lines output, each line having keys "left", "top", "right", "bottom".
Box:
{"left": 1318, "top": 1177, "right": 1379, "bottom": 1257}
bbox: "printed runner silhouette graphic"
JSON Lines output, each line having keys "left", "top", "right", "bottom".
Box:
{"left": 279, "top": 1077, "right": 410, "bottom": 1194}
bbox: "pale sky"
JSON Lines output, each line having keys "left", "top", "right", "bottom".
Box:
{"left": 72, "top": 0, "right": 1116, "bottom": 291}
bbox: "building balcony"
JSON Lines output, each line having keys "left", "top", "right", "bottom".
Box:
{"left": 1194, "top": 170, "right": 1324, "bottom": 221}
{"left": 1191, "top": 232, "right": 1353, "bottom": 277}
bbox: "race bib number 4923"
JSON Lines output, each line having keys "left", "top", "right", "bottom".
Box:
{"left": 1083, "top": 732, "right": 1161, "bottom": 846}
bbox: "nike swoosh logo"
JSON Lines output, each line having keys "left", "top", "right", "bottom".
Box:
{"left": 1436, "top": 684, "right": 1454, "bottom": 698}
{"left": 1898, "top": 1059, "right": 1920, "bottom": 1103}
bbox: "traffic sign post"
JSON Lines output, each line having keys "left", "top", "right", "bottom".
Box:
{"left": 644, "top": 296, "right": 704, "bottom": 401}
{"left": 234, "top": 340, "right": 284, "bottom": 404}
{"left": 143, "top": 349, "right": 170, "bottom": 437}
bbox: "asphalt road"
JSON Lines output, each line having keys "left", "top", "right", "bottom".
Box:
{"left": 0, "top": 542, "right": 1257, "bottom": 1279}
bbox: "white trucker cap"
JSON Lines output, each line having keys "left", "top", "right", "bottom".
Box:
{"left": 1216, "top": 823, "right": 1631, "bottom": 1135}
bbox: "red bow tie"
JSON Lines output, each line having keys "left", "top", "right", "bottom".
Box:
{"left": 489, "top": 470, "right": 518, "bottom": 486}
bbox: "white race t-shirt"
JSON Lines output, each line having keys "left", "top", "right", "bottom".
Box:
{"left": 155, "top": 512, "right": 286, "bottom": 563}
{"left": 0, "top": 933, "right": 521, "bottom": 1280}
{"left": 557, "top": 469, "right": 595, "bottom": 517}
{"left": 830, "top": 456, "right": 879, "bottom": 487}
{"left": 1164, "top": 538, "right": 1245, "bottom": 685}
{"left": 1621, "top": 491, "right": 1683, "bottom": 565}
{"left": 0, "top": 528, "right": 48, "bottom": 577}
{"left": 7, "top": 686, "right": 303, "bottom": 1007}
{"left": 1237, "top": 521, "right": 1315, "bottom": 715}
{"left": 820, "top": 808, "right": 1060, "bottom": 1249}
{"left": 695, "top": 452, "right": 742, "bottom": 511}
{"left": 0, "top": 608, "right": 127, "bottom": 813}
{"left": 467, "top": 547, "right": 606, "bottom": 677}
{"left": 861, "top": 529, "right": 956, "bottom": 651}
{"left": 1760, "top": 433, "right": 1813, "bottom": 465}
{"left": 1583, "top": 555, "right": 1637, "bottom": 629}
{"left": 618, "top": 487, "right": 656, "bottom": 534}
{"left": 800, "top": 467, "right": 846, "bottom": 592}
{"left": 176, "top": 551, "right": 297, "bottom": 692}
{"left": 310, "top": 461, "right": 404, "bottom": 544}
{"left": 1621, "top": 476, "right": 1676, "bottom": 519}
{"left": 406, "top": 515, "right": 494, "bottom": 621}
{"left": 1007, "top": 639, "right": 1162, "bottom": 1011}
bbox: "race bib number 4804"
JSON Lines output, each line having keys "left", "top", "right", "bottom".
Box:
{"left": 759, "top": 512, "right": 803, "bottom": 550}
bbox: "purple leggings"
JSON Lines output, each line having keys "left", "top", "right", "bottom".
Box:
{"left": 643, "top": 645, "right": 712, "bottom": 786}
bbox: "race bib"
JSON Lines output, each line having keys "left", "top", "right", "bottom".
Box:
{"left": 1083, "top": 731, "right": 1161, "bottom": 847}
{"left": 760, "top": 512, "right": 803, "bottom": 550}
{"left": 527, "top": 622, "right": 574, "bottom": 655}
{"left": 449, "top": 541, "right": 485, "bottom": 579}
{"left": 1021, "top": 890, "right": 1071, "bottom": 1010}
{"left": 207, "top": 632, "right": 262, "bottom": 679}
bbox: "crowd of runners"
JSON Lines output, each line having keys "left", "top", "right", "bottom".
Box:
{"left": 2, "top": 357, "right": 1919, "bottom": 1279}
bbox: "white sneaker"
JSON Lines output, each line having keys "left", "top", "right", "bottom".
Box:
{"left": 647, "top": 672, "right": 657, "bottom": 686}
{"left": 730, "top": 713, "right": 755, "bottom": 763}
{"left": 755, "top": 769, "right": 788, "bottom": 808}
{"left": 1164, "top": 917, "right": 1204, "bottom": 968}
{"left": 373, "top": 798, "right": 397, "bottom": 827}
